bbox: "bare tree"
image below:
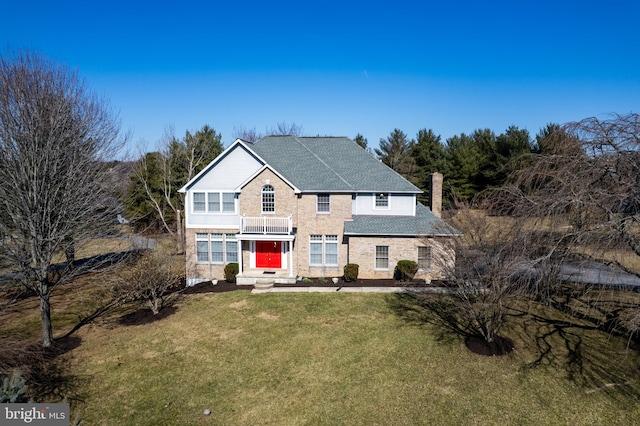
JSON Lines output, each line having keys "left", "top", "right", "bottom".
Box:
{"left": 489, "top": 113, "right": 640, "bottom": 337}
{"left": 232, "top": 125, "right": 261, "bottom": 142}
{"left": 0, "top": 50, "right": 126, "bottom": 347}
{"left": 415, "top": 204, "right": 557, "bottom": 352}
{"left": 113, "top": 249, "right": 182, "bottom": 315}
{"left": 232, "top": 122, "right": 304, "bottom": 142}
{"left": 268, "top": 121, "right": 304, "bottom": 136}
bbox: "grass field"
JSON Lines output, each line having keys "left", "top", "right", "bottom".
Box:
{"left": 3, "top": 283, "right": 634, "bottom": 425}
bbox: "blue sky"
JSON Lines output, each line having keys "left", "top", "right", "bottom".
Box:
{"left": 2, "top": 0, "right": 639, "bottom": 154}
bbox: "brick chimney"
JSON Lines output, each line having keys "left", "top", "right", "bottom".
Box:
{"left": 429, "top": 172, "right": 443, "bottom": 218}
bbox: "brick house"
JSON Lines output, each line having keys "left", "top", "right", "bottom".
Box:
{"left": 179, "top": 135, "right": 460, "bottom": 285}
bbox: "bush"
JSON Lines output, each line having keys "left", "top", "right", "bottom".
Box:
{"left": 0, "top": 370, "right": 28, "bottom": 403}
{"left": 395, "top": 260, "right": 419, "bottom": 281}
{"left": 224, "top": 263, "right": 239, "bottom": 283}
{"left": 114, "top": 249, "right": 182, "bottom": 315}
{"left": 343, "top": 263, "right": 359, "bottom": 282}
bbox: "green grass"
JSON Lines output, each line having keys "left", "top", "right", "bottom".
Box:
{"left": 57, "top": 291, "right": 640, "bottom": 426}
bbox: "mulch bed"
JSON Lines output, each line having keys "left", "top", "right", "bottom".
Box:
{"left": 180, "top": 279, "right": 449, "bottom": 294}
{"left": 465, "top": 335, "right": 515, "bottom": 356}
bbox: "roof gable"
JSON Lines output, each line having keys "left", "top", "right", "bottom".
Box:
{"left": 179, "top": 139, "right": 263, "bottom": 192}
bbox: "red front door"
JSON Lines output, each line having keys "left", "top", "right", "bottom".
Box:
{"left": 256, "top": 241, "right": 282, "bottom": 268}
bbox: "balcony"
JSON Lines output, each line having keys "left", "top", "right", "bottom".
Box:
{"left": 240, "top": 215, "right": 293, "bottom": 235}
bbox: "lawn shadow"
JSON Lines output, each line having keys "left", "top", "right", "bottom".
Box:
{"left": 0, "top": 335, "right": 86, "bottom": 403}
{"left": 389, "top": 292, "right": 640, "bottom": 396}
{"left": 509, "top": 306, "right": 640, "bottom": 397}
{"left": 387, "top": 292, "right": 463, "bottom": 346}
{"left": 118, "top": 305, "right": 178, "bottom": 326}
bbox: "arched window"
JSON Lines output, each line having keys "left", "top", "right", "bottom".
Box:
{"left": 262, "top": 184, "right": 275, "bottom": 213}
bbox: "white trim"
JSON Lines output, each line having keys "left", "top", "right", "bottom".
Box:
{"left": 316, "top": 193, "right": 331, "bottom": 214}
{"left": 236, "top": 164, "right": 301, "bottom": 194}
{"left": 309, "top": 234, "right": 339, "bottom": 267}
{"left": 236, "top": 234, "right": 295, "bottom": 241}
{"left": 374, "top": 245, "right": 390, "bottom": 270}
{"left": 373, "top": 193, "right": 391, "bottom": 210}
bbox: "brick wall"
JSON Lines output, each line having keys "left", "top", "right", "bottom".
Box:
{"left": 347, "top": 235, "right": 455, "bottom": 280}
{"left": 294, "top": 193, "right": 351, "bottom": 278}
{"left": 185, "top": 227, "right": 238, "bottom": 282}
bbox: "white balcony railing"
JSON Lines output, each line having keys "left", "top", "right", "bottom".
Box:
{"left": 240, "top": 215, "right": 292, "bottom": 234}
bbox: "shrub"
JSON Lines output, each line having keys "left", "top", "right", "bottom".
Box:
{"left": 114, "top": 249, "right": 182, "bottom": 315}
{"left": 395, "top": 260, "right": 419, "bottom": 281}
{"left": 224, "top": 263, "right": 239, "bottom": 283}
{"left": 0, "top": 370, "right": 28, "bottom": 403}
{"left": 343, "top": 263, "right": 359, "bottom": 282}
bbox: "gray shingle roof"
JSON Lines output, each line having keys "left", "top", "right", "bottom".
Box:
{"left": 344, "top": 203, "right": 461, "bottom": 236}
{"left": 249, "top": 136, "right": 421, "bottom": 193}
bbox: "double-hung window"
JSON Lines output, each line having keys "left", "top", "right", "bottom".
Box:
{"left": 375, "top": 193, "right": 389, "bottom": 209}
{"left": 196, "top": 233, "right": 209, "bottom": 261}
{"left": 317, "top": 194, "right": 330, "bottom": 213}
{"left": 375, "top": 245, "right": 389, "bottom": 270}
{"left": 418, "top": 246, "right": 432, "bottom": 270}
{"left": 324, "top": 235, "right": 338, "bottom": 264}
{"left": 210, "top": 233, "right": 224, "bottom": 263}
{"left": 208, "top": 193, "right": 220, "bottom": 212}
{"left": 222, "top": 193, "right": 235, "bottom": 213}
{"left": 225, "top": 234, "right": 238, "bottom": 262}
{"left": 309, "top": 234, "right": 339, "bottom": 266}
{"left": 309, "top": 235, "right": 323, "bottom": 265}
{"left": 193, "top": 192, "right": 206, "bottom": 212}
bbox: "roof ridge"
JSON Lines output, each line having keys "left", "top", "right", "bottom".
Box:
{"left": 291, "top": 136, "right": 354, "bottom": 190}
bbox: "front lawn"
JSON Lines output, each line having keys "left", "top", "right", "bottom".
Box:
{"left": 59, "top": 291, "right": 640, "bottom": 425}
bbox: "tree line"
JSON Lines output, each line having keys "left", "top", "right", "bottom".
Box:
{"left": 357, "top": 123, "right": 572, "bottom": 206}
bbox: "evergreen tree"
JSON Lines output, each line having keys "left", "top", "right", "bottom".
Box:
{"left": 534, "top": 123, "right": 582, "bottom": 155}
{"left": 444, "top": 133, "right": 482, "bottom": 201}
{"left": 375, "top": 129, "right": 416, "bottom": 179}
{"left": 411, "top": 129, "right": 447, "bottom": 203}
{"left": 494, "top": 126, "right": 533, "bottom": 184}
{"left": 354, "top": 133, "right": 372, "bottom": 154}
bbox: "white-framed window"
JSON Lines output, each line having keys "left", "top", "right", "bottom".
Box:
{"left": 418, "top": 246, "right": 432, "bottom": 270}
{"left": 196, "top": 233, "right": 209, "bottom": 261}
{"left": 194, "top": 192, "right": 236, "bottom": 213}
{"left": 210, "top": 233, "right": 224, "bottom": 263}
{"left": 208, "top": 192, "right": 220, "bottom": 212}
{"left": 195, "top": 233, "right": 239, "bottom": 264}
{"left": 309, "top": 234, "right": 339, "bottom": 266}
{"left": 262, "top": 185, "right": 275, "bottom": 213}
{"left": 375, "top": 193, "right": 389, "bottom": 209}
{"left": 325, "top": 235, "right": 338, "bottom": 264}
{"left": 226, "top": 234, "right": 238, "bottom": 263}
{"left": 222, "top": 193, "right": 235, "bottom": 213}
{"left": 310, "top": 235, "right": 323, "bottom": 265}
{"left": 375, "top": 245, "right": 389, "bottom": 270}
{"left": 193, "top": 192, "right": 206, "bottom": 212}
{"left": 317, "top": 194, "right": 330, "bottom": 213}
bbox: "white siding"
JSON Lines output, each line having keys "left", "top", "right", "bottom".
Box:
{"left": 186, "top": 212, "right": 240, "bottom": 228}
{"left": 189, "top": 144, "right": 262, "bottom": 191}
{"left": 352, "top": 193, "right": 416, "bottom": 216}
{"left": 185, "top": 144, "right": 263, "bottom": 228}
